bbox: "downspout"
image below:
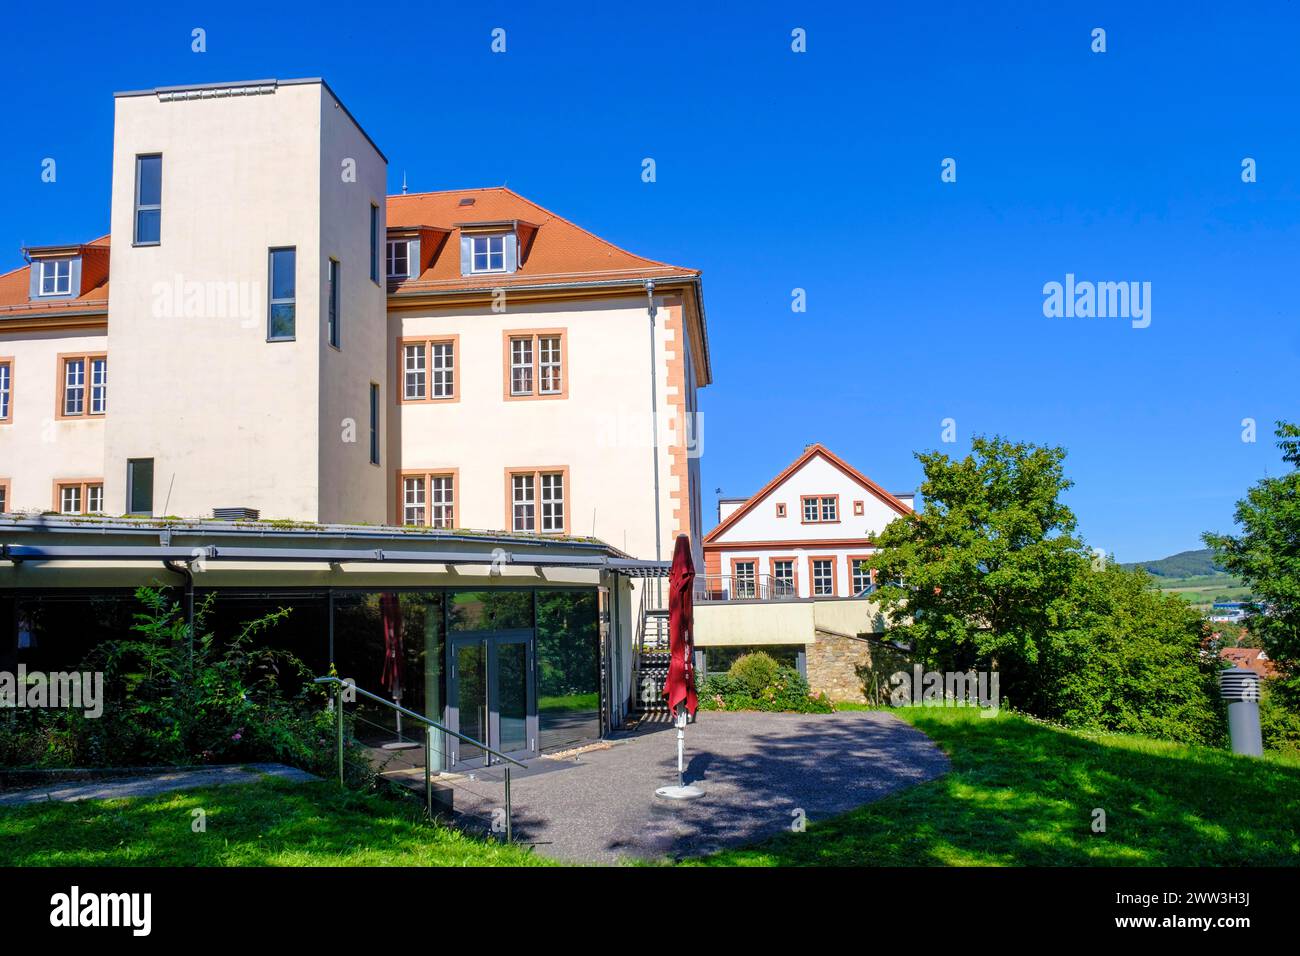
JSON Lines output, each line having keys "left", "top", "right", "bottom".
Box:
{"left": 645, "top": 279, "right": 663, "bottom": 605}
{"left": 163, "top": 559, "right": 195, "bottom": 658}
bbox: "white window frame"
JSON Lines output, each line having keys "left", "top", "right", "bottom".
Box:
{"left": 851, "top": 560, "right": 872, "bottom": 594}
{"left": 429, "top": 474, "right": 454, "bottom": 529}
{"left": 402, "top": 476, "right": 426, "bottom": 526}
{"left": 539, "top": 471, "right": 565, "bottom": 533}
{"left": 538, "top": 335, "right": 563, "bottom": 395}
{"left": 802, "top": 495, "right": 838, "bottom": 523}
{"left": 812, "top": 559, "right": 834, "bottom": 596}
{"left": 509, "top": 337, "right": 534, "bottom": 396}
{"left": 386, "top": 239, "right": 411, "bottom": 279}
{"left": 0, "top": 361, "right": 11, "bottom": 421}
{"left": 38, "top": 259, "right": 72, "bottom": 296}
{"left": 733, "top": 560, "right": 756, "bottom": 598}
{"left": 63, "top": 358, "right": 85, "bottom": 416}
{"left": 773, "top": 559, "right": 795, "bottom": 594}
{"left": 90, "top": 358, "right": 108, "bottom": 415}
{"left": 430, "top": 341, "right": 454, "bottom": 399}
{"left": 60, "top": 484, "right": 81, "bottom": 514}
{"left": 511, "top": 473, "right": 536, "bottom": 532}
{"left": 403, "top": 344, "right": 427, "bottom": 400}
{"left": 470, "top": 234, "right": 506, "bottom": 274}
{"left": 86, "top": 484, "right": 104, "bottom": 514}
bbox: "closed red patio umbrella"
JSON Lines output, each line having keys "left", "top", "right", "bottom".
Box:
{"left": 657, "top": 534, "right": 704, "bottom": 799}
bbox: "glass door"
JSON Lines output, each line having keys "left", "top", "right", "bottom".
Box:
{"left": 447, "top": 629, "right": 536, "bottom": 767}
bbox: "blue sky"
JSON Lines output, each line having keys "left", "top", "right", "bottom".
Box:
{"left": 4, "top": 2, "right": 1296, "bottom": 561}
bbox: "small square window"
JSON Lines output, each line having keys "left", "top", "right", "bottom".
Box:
{"left": 470, "top": 235, "right": 506, "bottom": 273}
{"left": 38, "top": 259, "right": 72, "bottom": 296}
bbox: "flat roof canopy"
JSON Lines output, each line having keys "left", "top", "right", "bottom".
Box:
{"left": 0, "top": 516, "right": 671, "bottom": 577}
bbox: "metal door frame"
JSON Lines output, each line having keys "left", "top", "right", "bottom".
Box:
{"left": 445, "top": 628, "right": 536, "bottom": 767}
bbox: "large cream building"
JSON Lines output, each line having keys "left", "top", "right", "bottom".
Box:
{"left": 0, "top": 78, "right": 711, "bottom": 568}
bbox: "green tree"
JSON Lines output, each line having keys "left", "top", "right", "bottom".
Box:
{"left": 1204, "top": 421, "right": 1300, "bottom": 699}
{"left": 869, "top": 435, "right": 1090, "bottom": 677}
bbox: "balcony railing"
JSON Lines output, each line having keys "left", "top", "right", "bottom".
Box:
{"left": 695, "top": 573, "right": 799, "bottom": 602}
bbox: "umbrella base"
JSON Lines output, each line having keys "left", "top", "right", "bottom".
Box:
{"left": 655, "top": 784, "right": 705, "bottom": 800}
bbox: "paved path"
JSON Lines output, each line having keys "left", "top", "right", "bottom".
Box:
{"left": 0, "top": 763, "right": 318, "bottom": 806}
{"left": 443, "top": 710, "right": 948, "bottom": 864}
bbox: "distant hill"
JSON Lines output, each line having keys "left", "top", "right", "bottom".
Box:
{"left": 1121, "top": 548, "right": 1225, "bottom": 579}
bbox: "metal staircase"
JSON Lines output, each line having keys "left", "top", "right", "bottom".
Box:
{"left": 630, "top": 590, "right": 672, "bottom": 724}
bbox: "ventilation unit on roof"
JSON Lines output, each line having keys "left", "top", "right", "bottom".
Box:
{"left": 458, "top": 197, "right": 475, "bottom": 206}
{"left": 213, "top": 507, "right": 260, "bottom": 521}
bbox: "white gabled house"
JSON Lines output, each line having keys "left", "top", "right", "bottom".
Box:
{"left": 702, "top": 443, "right": 913, "bottom": 600}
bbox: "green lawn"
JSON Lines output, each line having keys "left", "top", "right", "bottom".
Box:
{"left": 0, "top": 777, "right": 549, "bottom": 867}
{"left": 693, "top": 708, "right": 1300, "bottom": 866}
{"left": 5, "top": 711, "right": 1298, "bottom": 867}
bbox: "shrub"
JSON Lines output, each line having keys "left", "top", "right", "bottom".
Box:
{"left": 698, "top": 663, "right": 833, "bottom": 714}
{"left": 729, "top": 652, "right": 780, "bottom": 696}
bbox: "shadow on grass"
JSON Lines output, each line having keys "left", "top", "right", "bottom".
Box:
{"left": 695, "top": 709, "right": 1300, "bottom": 866}
{"left": 0, "top": 777, "right": 548, "bottom": 867}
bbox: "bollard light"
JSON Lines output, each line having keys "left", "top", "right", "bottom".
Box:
{"left": 1219, "top": 667, "right": 1264, "bottom": 757}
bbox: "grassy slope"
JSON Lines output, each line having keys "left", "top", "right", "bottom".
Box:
{"left": 695, "top": 709, "right": 1300, "bottom": 866}
{"left": 0, "top": 777, "right": 549, "bottom": 867}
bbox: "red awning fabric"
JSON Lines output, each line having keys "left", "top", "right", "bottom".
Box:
{"left": 664, "top": 535, "right": 698, "bottom": 719}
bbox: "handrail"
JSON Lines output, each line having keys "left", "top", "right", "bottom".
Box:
{"left": 313, "top": 676, "right": 526, "bottom": 768}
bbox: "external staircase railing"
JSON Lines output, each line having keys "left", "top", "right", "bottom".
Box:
{"left": 313, "top": 675, "right": 525, "bottom": 843}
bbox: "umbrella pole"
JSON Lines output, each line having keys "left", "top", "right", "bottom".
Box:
{"left": 656, "top": 708, "right": 704, "bottom": 800}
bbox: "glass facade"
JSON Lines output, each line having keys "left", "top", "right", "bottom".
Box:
{"left": 1, "top": 584, "right": 605, "bottom": 762}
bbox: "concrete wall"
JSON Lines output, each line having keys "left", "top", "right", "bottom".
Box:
{"left": 102, "top": 81, "right": 385, "bottom": 521}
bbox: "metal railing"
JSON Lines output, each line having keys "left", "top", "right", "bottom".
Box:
{"left": 313, "top": 675, "right": 525, "bottom": 843}
{"left": 695, "top": 573, "right": 799, "bottom": 602}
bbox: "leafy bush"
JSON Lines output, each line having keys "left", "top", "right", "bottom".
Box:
{"left": 698, "top": 659, "right": 832, "bottom": 714}
{"left": 728, "top": 652, "right": 780, "bottom": 696}
{"left": 1, "top": 586, "right": 343, "bottom": 775}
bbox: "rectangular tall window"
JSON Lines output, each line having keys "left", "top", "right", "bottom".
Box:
{"left": 511, "top": 473, "right": 536, "bottom": 532}
{"left": 134, "top": 154, "right": 162, "bottom": 245}
{"left": 86, "top": 484, "right": 104, "bottom": 514}
{"left": 851, "top": 559, "right": 873, "bottom": 595}
{"left": 90, "top": 358, "right": 108, "bottom": 415}
{"left": 386, "top": 240, "right": 410, "bottom": 279}
{"left": 429, "top": 474, "right": 454, "bottom": 529}
{"left": 59, "top": 355, "right": 105, "bottom": 418}
{"left": 802, "top": 495, "right": 838, "bottom": 523}
{"left": 0, "top": 360, "right": 11, "bottom": 422}
{"left": 733, "top": 560, "right": 756, "bottom": 599}
{"left": 38, "top": 259, "right": 72, "bottom": 296}
{"left": 402, "top": 476, "right": 426, "bottom": 526}
{"left": 430, "top": 342, "right": 454, "bottom": 398}
{"left": 59, "top": 484, "right": 80, "bottom": 514}
{"left": 127, "top": 458, "right": 154, "bottom": 515}
{"left": 506, "top": 332, "right": 564, "bottom": 398}
{"left": 470, "top": 234, "right": 506, "bottom": 273}
{"left": 539, "top": 472, "right": 565, "bottom": 533}
{"left": 327, "top": 259, "right": 340, "bottom": 349}
{"left": 268, "top": 248, "right": 296, "bottom": 340}
{"left": 0, "top": 482, "right": 7, "bottom": 514}
{"left": 812, "top": 558, "right": 835, "bottom": 596}
{"left": 369, "top": 383, "right": 379, "bottom": 465}
{"left": 403, "top": 344, "right": 427, "bottom": 400}
{"left": 509, "top": 337, "right": 533, "bottom": 396}
{"left": 772, "top": 559, "right": 795, "bottom": 596}
{"left": 370, "top": 205, "right": 380, "bottom": 283}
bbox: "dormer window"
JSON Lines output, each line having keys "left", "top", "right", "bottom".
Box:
{"left": 38, "top": 259, "right": 72, "bottom": 296}
{"left": 470, "top": 234, "right": 506, "bottom": 273}
{"left": 386, "top": 240, "right": 411, "bottom": 279}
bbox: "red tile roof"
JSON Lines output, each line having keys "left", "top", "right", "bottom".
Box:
{"left": 1219, "top": 646, "right": 1276, "bottom": 678}
{"left": 386, "top": 187, "right": 698, "bottom": 293}
{"left": 0, "top": 236, "right": 110, "bottom": 320}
